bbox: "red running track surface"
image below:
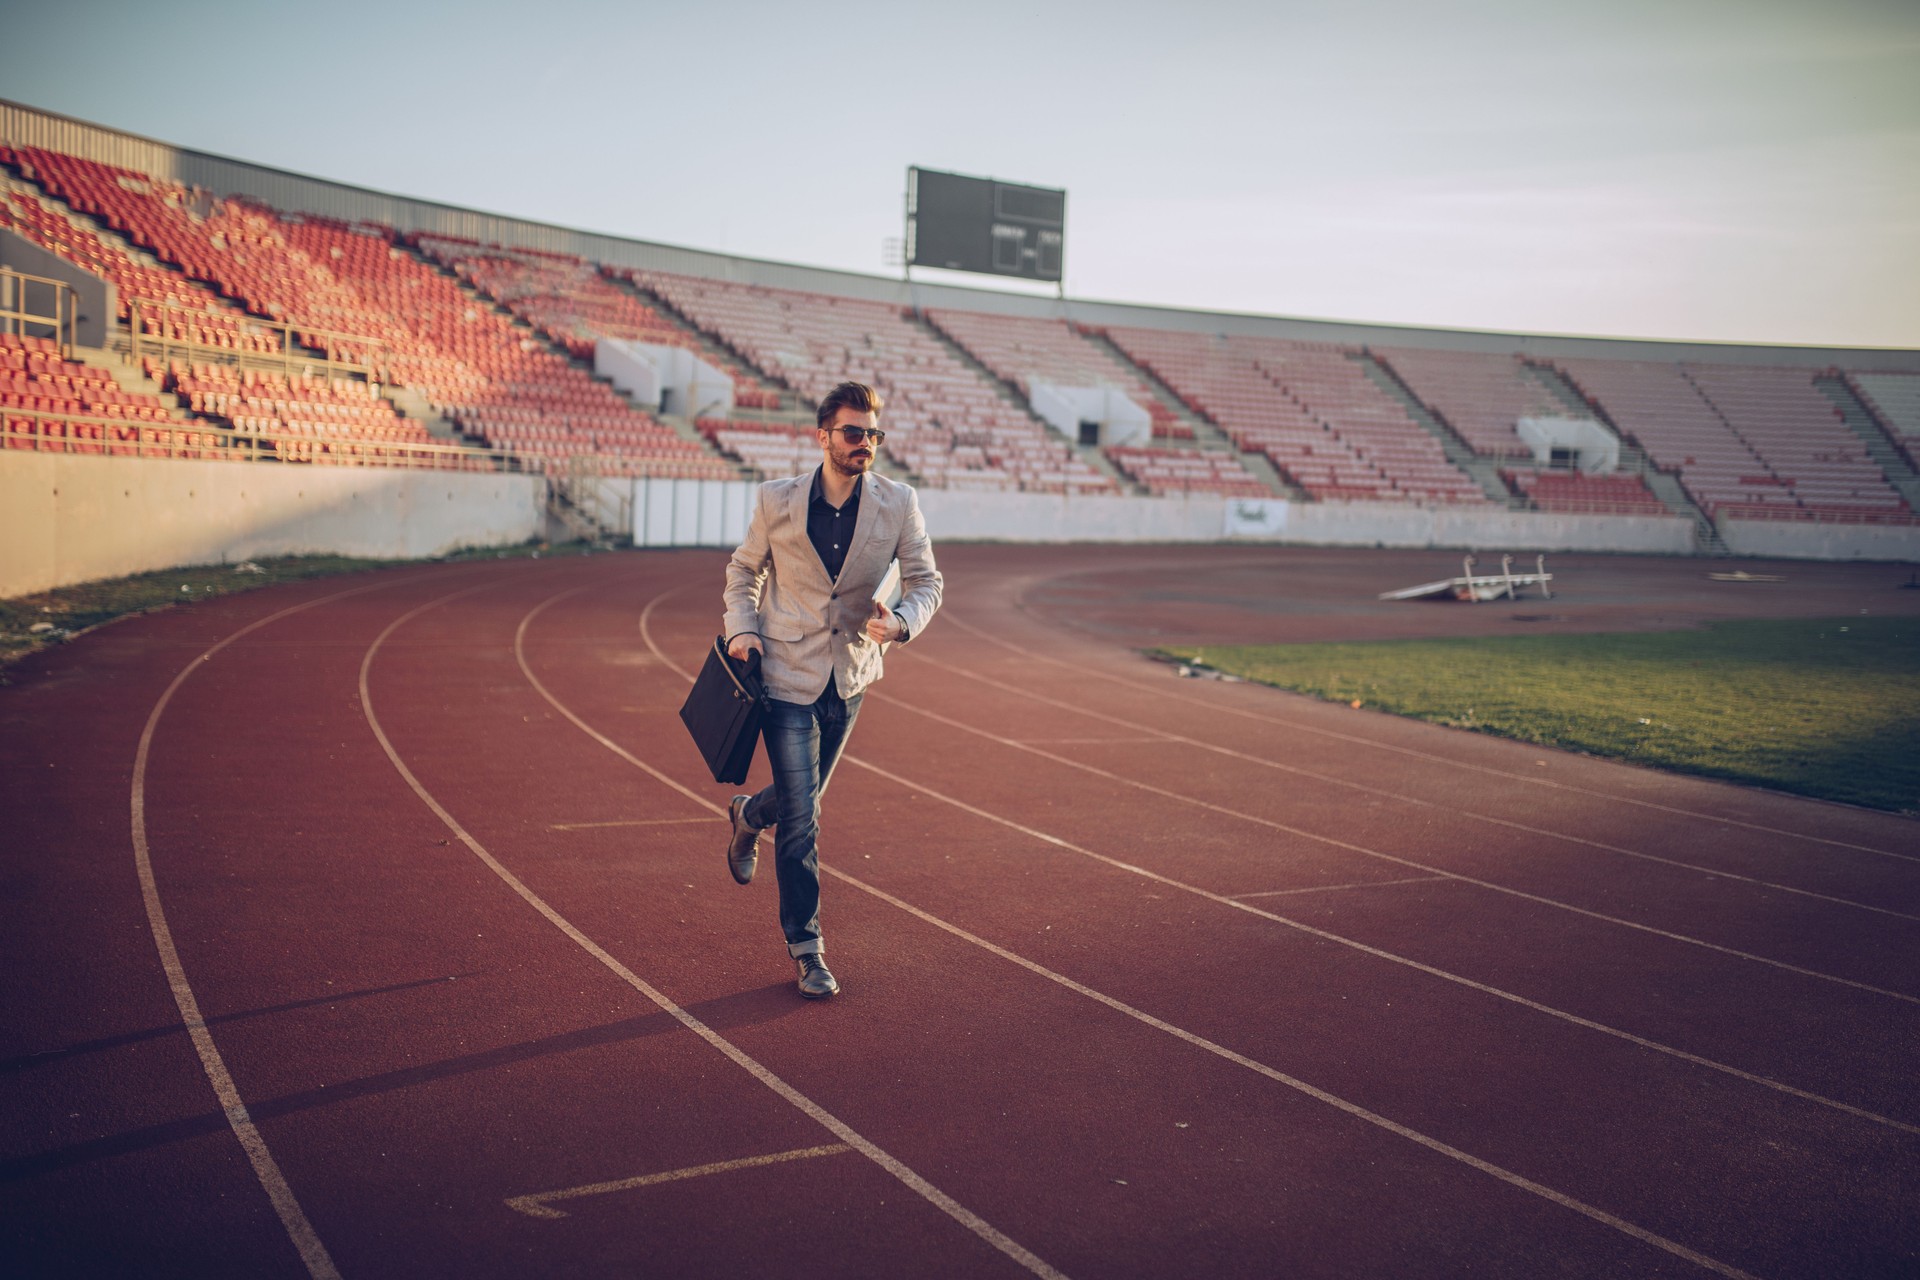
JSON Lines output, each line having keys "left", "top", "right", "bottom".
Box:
{"left": 2, "top": 545, "right": 1917, "bottom": 1279}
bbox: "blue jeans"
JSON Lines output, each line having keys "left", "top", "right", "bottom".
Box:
{"left": 741, "top": 680, "right": 862, "bottom": 957}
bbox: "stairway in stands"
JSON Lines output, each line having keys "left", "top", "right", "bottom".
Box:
{"left": 1077, "top": 328, "right": 1299, "bottom": 499}
{"left": 1815, "top": 374, "right": 1920, "bottom": 510}
{"left": 1356, "top": 354, "right": 1519, "bottom": 505}
{"left": 1521, "top": 361, "right": 1729, "bottom": 554}
{"left": 909, "top": 310, "right": 1138, "bottom": 494}
{"left": 615, "top": 275, "right": 804, "bottom": 425}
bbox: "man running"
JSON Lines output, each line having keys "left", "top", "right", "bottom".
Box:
{"left": 720, "top": 381, "right": 944, "bottom": 998}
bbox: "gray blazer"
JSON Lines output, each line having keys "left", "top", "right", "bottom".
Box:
{"left": 723, "top": 469, "right": 943, "bottom": 704}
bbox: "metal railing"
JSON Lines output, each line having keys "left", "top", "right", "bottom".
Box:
{"left": 549, "top": 453, "right": 635, "bottom": 541}
{"left": 0, "top": 265, "right": 78, "bottom": 358}
{"left": 2, "top": 406, "right": 529, "bottom": 471}
{"left": 127, "top": 299, "right": 388, "bottom": 383}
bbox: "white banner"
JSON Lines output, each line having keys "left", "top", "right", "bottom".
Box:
{"left": 1223, "top": 498, "right": 1289, "bottom": 538}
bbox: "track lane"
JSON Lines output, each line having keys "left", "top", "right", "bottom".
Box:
{"left": 914, "top": 625, "right": 1920, "bottom": 922}
{"left": 0, "top": 574, "right": 455, "bottom": 1278}
{"left": 132, "top": 561, "right": 1023, "bottom": 1278}
{"left": 630, "top": 565, "right": 1920, "bottom": 1278}
{"left": 11, "top": 546, "right": 1916, "bottom": 1278}
{"left": 366, "top": 571, "right": 1068, "bottom": 1279}
{"left": 867, "top": 653, "right": 1920, "bottom": 997}
{"left": 506, "top": 566, "right": 1763, "bottom": 1278}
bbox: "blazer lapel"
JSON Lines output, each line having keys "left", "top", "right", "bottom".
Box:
{"left": 787, "top": 468, "right": 833, "bottom": 592}
{"left": 840, "top": 473, "right": 880, "bottom": 582}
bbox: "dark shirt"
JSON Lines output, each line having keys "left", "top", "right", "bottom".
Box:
{"left": 807, "top": 466, "right": 861, "bottom": 581}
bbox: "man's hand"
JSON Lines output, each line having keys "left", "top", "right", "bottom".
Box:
{"left": 727, "top": 633, "right": 763, "bottom": 662}
{"left": 865, "top": 601, "right": 903, "bottom": 644}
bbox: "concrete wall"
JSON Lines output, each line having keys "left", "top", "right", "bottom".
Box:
{"left": 0, "top": 453, "right": 544, "bottom": 597}
{"left": 630, "top": 475, "right": 1696, "bottom": 554}
{"left": 1719, "top": 518, "right": 1920, "bottom": 562}
{"left": 1283, "top": 501, "right": 1695, "bottom": 554}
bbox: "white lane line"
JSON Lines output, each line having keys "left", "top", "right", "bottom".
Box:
{"left": 1008, "top": 736, "right": 1170, "bottom": 745}
{"left": 617, "top": 590, "right": 1769, "bottom": 1277}
{"left": 506, "top": 1144, "right": 853, "bottom": 1219}
{"left": 360, "top": 581, "right": 1067, "bottom": 1280}
{"left": 1231, "top": 876, "right": 1451, "bottom": 899}
{"left": 869, "top": 686, "right": 1920, "bottom": 1007}
{"left": 550, "top": 817, "right": 714, "bottom": 831}
{"left": 912, "top": 647, "right": 1920, "bottom": 923}
{"left": 132, "top": 574, "right": 450, "bottom": 1280}
{"left": 627, "top": 586, "right": 1920, "bottom": 1140}
{"left": 831, "top": 753, "right": 1920, "bottom": 1138}
{"left": 943, "top": 607, "right": 1919, "bottom": 864}
{"left": 833, "top": 869, "right": 1759, "bottom": 1280}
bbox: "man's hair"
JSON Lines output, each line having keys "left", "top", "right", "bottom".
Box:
{"left": 816, "top": 381, "right": 883, "bottom": 431}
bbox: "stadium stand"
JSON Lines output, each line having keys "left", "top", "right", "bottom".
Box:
{"left": 1502, "top": 468, "right": 1667, "bottom": 515}
{"left": 1557, "top": 357, "right": 1910, "bottom": 522}
{"left": 3, "top": 332, "right": 170, "bottom": 420}
{"left": 5, "top": 147, "right": 733, "bottom": 479}
{"left": 922, "top": 309, "right": 1190, "bottom": 440}
{"left": 1105, "top": 446, "right": 1272, "bottom": 498}
{"left": 155, "top": 359, "right": 427, "bottom": 442}
{"left": 1847, "top": 371, "right": 1920, "bottom": 468}
{"left": 414, "top": 237, "right": 784, "bottom": 409}
{"left": 641, "top": 271, "right": 1113, "bottom": 493}
{"left": 1554, "top": 358, "right": 1797, "bottom": 519}
{"left": 3, "top": 331, "right": 221, "bottom": 458}
{"left": 1104, "top": 326, "right": 1488, "bottom": 503}
{"left": 3, "top": 179, "right": 278, "bottom": 353}
{"left": 698, "top": 418, "right": 821, "bottom": 479}
{"left": 1684, "top": 364, "right": 1909, "bottom": 522}
{"left": 1372, "top": 347, "right": 1568, "bottom": 458}
{"left": 5, "top": 118, "right": 1915, "bottom": 552}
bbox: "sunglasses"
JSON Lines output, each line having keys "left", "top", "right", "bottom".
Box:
{"left": 827, "top": 425, "right": 886, "bottom": 446}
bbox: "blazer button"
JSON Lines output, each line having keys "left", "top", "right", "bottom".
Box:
{"left": 832, "top": 627, "right": 839, "bottom": 634}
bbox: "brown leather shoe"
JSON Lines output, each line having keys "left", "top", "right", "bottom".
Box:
{"left": 795, "top": 953, "right": 839, "bottom": 999}
{"left": 726, "top": 795, "right": 760, "bottom": 885}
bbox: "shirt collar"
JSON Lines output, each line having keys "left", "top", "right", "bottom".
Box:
{"left": 810, "top": 465, "right": 861, "bottom": 509}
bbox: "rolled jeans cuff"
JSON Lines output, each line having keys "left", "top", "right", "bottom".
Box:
{"left": 787, "top": 938, "right": 824, "bottom": 959}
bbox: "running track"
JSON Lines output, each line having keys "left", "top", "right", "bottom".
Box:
{"left": 3, "top": 545, "right": 1917, "bottom": 1279}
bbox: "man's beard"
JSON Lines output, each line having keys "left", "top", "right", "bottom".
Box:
{"left": 828, "top": 442, "right": 874, "bottom": 477}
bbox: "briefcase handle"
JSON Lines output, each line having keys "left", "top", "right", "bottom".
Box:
{"left": 711, "top": 636, "right": 766, "bottom": 705}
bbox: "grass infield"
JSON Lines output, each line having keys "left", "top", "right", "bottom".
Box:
{"left": 1163, "top": 617, "right": 1920, "bottom": 814}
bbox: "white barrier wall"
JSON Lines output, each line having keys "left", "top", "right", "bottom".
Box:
{"left": 631, "top": 475, "right": 1696, "bottom": 554}
{"left": 1720, "top": 519, "right": 1920, "bottom": 561}
{"left": 0, "top": 453, "right": 544, "bottom": 597}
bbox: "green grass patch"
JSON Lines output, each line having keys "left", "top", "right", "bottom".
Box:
{"left": 1161, "top": 617, "right": 1920, "bottom": 813}
{"left": 0, "top": 542, "right": 587, "bottom": 678}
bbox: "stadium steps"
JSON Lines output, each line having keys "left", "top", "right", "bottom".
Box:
{"left": 1076, "top": 328, "right": 1298, "bottom": 499}
{"left": 910, "top": 310, "right": 1141, "bottom": 494}
{"left": 68, "top": 347, "right": 194, "bottom": 419}
{"left": 616, "top": 276, "right": 796, "bottom": 419}
{"left": 1355, "top": 353, "right": 1519, "bottom": 506}
{"left": 382, "top": 383, "right": 464, "bottom": 442}
{"left": 1815, "top": 374, "right": 1920, "bottom": 509}
{"left": 394, "top": 241, "right": 751, "bottom": 473}
{"left": 1523, "top": 361, "right": 1729, "bottom": 553}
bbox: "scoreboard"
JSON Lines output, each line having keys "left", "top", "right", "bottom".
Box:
{"left": 907, "top": 167, "right": 1065, "bottom": 284}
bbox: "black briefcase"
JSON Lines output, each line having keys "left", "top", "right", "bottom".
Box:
{"left": 679, "top": 636, "right": 768, "bottom": 785}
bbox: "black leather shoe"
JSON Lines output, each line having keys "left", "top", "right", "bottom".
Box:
{"left": 726, "top": 795, "right": 760, "bottom": 885}
{"left": 795, "top": 953, "right": 839, "bottom": 999}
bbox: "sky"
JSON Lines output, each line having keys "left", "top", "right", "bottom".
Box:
{"left": 5, "top": 0, "right": 1917, "bottom": 349}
